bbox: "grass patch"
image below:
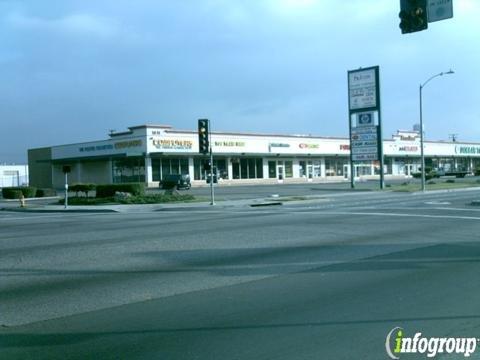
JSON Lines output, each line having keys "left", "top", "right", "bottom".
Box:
{"left": 119, "top": 194, "right": 195, "bottom": 204}
{"left": 59, "top": 194, "right": 196, "bottom": 205}
{"left": 58, "top": 197, "right": 115, "bottom": 205}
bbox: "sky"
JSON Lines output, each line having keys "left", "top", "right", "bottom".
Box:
{"left": 1, "top": 0, "right": 479, "bottom": 163}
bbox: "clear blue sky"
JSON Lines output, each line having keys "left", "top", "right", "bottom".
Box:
{"left": 1, "top": 0, "right": 479, "bottom": 163}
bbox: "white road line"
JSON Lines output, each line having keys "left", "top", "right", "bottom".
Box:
{"left": 433, "top": 207, "right": 480, "bottom": 212}
{"left": 289, "top": 211, "right": 480, "bottom": 221}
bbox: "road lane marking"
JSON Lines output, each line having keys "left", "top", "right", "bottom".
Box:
{"left": 294, "top": 211, "right": 480, "bottom": 221}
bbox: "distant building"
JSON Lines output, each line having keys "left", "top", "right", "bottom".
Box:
{"left": 27, "top": 124, "right": 480, "bottom": 188}
{"left": 0, "top": 164, "right": 29, "bottom": 188}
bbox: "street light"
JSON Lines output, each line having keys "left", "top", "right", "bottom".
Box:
{"left": 419, "top": 69, "right": 454, "bottom": 192}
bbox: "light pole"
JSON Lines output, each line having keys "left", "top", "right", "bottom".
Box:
{"left": 419, "top": 69, "right": 454, "bottom": 192}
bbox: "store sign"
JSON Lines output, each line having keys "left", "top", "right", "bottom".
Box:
{"left": 456, "top": 146, "right": 480, "bottom": 155}
{"left": 153, "top": 139, "right": 192, "bottom": 150}
{"left": 269, "top": 143, "right": 290, "bottom": 148}
{"left": 340, "top": 144, "right": 350, "bottom": 150}
{"left": 400, "top": 135, "right": 418, "bottom": 141}
{"left": 399, "top": 146, "right": 419, "bottom": 152}
{"left": 79, "top": 144, "right": 114, "bottom": 153}
{"left": 115, "top": 140, "right": 143, "bottom": 149}
{"left": 299, "top": 143, "right": 319, "bottom": 149}
{"left": 214, "top": 141, "right": 245, "bottom": 147}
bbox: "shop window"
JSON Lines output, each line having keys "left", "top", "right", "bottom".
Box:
{"left": 256, "top": 158, "right": 263, "bottom": 178}
{"left": 268, "top": 161, "right": 276, "bottom": 178}
{"left": 113, "top": 158, "right": 145, "bottom": 183}
{"left": 194, "top": 159, "right": 202, "bottom": 180}
{"left": 248, "top": 158, "right": 256, "bottom": 179}
{"left": 313, "top": 160, "right": 322, "bottom": 177}
{"left": 240, "top": 159, "right": 248, "bottom": 179}
{"left": 285, "top": 161, "right": 293, "bottom": 178}
{"left": 214, "top": 159, "right": 228, "bottom": 179}
{"left": 152, "top": 159, "right": 161, "bottom": 181}
{"left": 325, "top": 157, "right": 348, "bottom": 176}
{"left": 299, "top": 161, "right": 306, "bottom": 177}
{"left": 160, "top": 160, "right": 169, "bottom": 178}
{"left": 233, "top": 162, "right": 240, "bottom": 179}
{"left": 180, "top": 158, "right": 189, "bottom": 174}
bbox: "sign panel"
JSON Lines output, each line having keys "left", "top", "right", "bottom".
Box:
{"left": 352, "top": 153, "right": 378, "bottom": 161}
{"left": 348, "top": 68, "right": 377, "bottom": 111}
{"left": 428, "top": 0, "right": 453, "bottom": 22}
{"left": 356, "top": 112, "right": 374, "bottom": 127}
{"left": 351, "top": 133, "right": 378, "bottom": 141}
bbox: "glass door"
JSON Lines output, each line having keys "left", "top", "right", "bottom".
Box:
{"left": 277, "top": 161, "right": 284, "bottom": 180}
{"left": 343, "top": 164, "right": 349, "bottom": 179}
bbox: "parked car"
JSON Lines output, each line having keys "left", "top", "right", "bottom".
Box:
{"left": 160, "top": 174, "right": 191, "bottom": 190}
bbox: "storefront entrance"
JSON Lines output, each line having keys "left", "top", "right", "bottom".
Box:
{"left": 404, "top": 164, "right": 413, "bottom": 176}
{"left": 343, "top": 164, "right": 350, "bottom": 179}
{"left": 277, "top": 163, "right": 285, "bottom": 180}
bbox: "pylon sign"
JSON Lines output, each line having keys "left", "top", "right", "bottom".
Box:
{"left": 347, "top": 66, "right": 385, "bottom": 189}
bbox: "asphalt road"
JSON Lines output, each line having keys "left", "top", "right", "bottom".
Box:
{"left": 2, "top": 189, "right": 480, "bottom": 359}
{"left": 152, "top": 176, "right": 480, "bottom": 200}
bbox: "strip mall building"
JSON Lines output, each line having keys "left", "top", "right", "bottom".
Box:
{"left": 28, "top": 124, "right": 480, "bottom": 189}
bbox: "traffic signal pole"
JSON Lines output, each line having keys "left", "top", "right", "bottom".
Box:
{"left": 209, "top": 146, "right": 215, "bottom": 206}
{"left": 198, "top": 118, "right": 215, "bottom": 206}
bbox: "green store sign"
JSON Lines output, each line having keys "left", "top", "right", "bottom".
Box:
{"left": 456, "top": 146, "right": 480, "bottom": 155}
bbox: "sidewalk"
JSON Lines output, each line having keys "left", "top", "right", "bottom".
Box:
{"left": 0, "top": 194, "right": 336, "bottom": 213}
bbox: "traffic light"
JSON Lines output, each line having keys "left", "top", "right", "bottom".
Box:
{"left": 198, "top": 119, "right": 209, "bottom": 154}
{"left": 399, "top": 0, "right": 428, "bottom": 34}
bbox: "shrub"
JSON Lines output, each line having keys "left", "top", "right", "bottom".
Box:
{"left": 475, "top": 168, "right": 480, "bottom": 176}
{"left": 446, "top": 179, "right": 455, "bottom": 183}
{"left": 118, "top": 193, "right": 195, "bottom": 204}
{"left": 96, "top": 183, "right": 145, "bottom": 198}
{"left": 427, "top": 180, "right": 436, "bottom": 185}
{"left": 2, "top": 188, "right": 23, "bottom": 199}
{"left": 412, "top": 173, "right": 421, "bottom": 179}
{"left": 2, "top": 186, "right": 37, "bottom": 199}
{"left": 70, "top": 183, "right": 96, "bottom": 198}
{"left": 36, "top": 188, "right": 57, "bottom": 197}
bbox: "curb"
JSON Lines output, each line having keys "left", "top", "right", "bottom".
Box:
{"left": 1, "top": 196, "right": 60, "bottom": 203}
{"left": 155, "top": 205, "right": 235, "bottom": 211}
{"left": 1, "top": 208, "right": 118, "bottom": 213}
{"left": 410, "top": 186, "right": 480, "bottom": 195}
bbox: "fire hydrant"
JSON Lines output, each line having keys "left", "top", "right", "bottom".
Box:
{"left": 19, "top": 194, "right": 26, "bottom": 208}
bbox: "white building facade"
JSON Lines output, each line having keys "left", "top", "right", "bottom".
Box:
{"left": 28, "top": 124, "right": 480, "bottom": 188}
{"left": 0, "top": 164, "right": 29, "bottom": 188}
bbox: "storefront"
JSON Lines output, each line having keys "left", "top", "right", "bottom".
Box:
{"left": 28, "top": 125, "right": 480, "bottom": 189}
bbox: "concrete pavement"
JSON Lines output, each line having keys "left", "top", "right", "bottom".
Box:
{"left": 1, "top": 189, "right": 480, "bottom": 359}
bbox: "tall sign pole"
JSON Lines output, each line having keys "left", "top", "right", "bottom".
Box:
{"left": 347, "top": 66, "right": 384, "bottom": 190}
